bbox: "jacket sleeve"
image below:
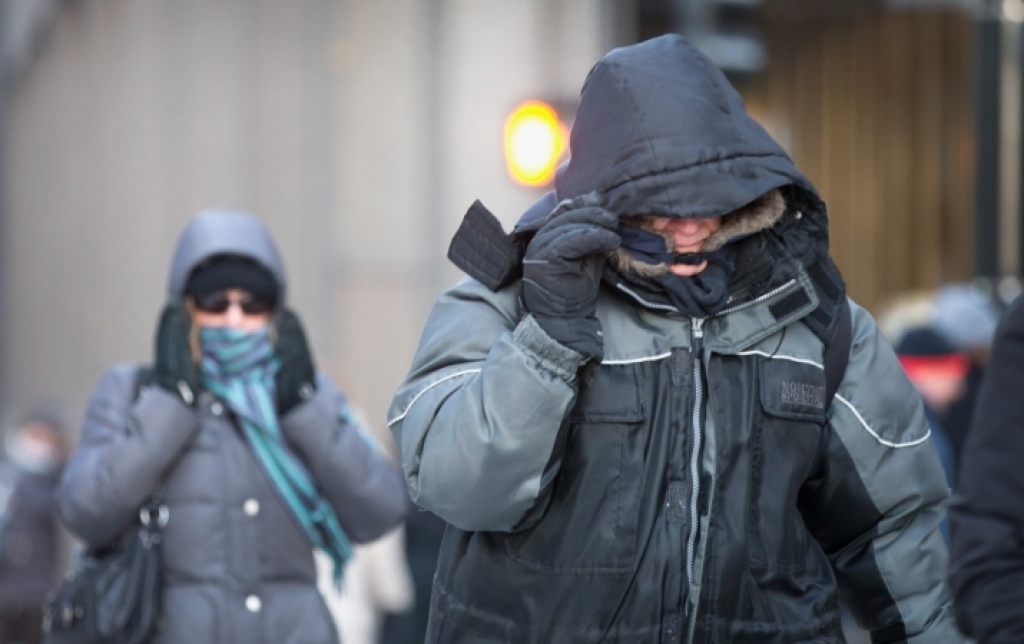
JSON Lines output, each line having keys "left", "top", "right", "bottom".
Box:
{"left": 55, "top": 364, "right": 200, "bottom": 548}
{"left": 280, "top": 373, "right": 409, "bottom": 544}
{"left": 798, "top": 301, "right": 963, "bottom": 643}
{"left": 948, "top": 297, "right": 1024, "bottom": 643}
{"left": 386, "top": 277, "right": 585, "bottom": 532}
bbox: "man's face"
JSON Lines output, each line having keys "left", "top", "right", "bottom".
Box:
{"left": 646, "top": 215, "right": 724, "bottom": 277}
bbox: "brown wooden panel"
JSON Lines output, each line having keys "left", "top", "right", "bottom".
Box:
{"left": 754, "top": 9, "right": 975, "bottom": 313}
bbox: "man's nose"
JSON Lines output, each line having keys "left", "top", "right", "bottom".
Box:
{"left": 673, "top": 218, "right": 702, "bottom": 234}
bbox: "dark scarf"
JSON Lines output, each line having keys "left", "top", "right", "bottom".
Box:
{"left": 199, "top": 326, "right": 352, "bottom": 584}
{"left": 617, "top": 224, "right": 737, "bottom": 317}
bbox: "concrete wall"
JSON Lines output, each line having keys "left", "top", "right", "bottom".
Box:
{"left": 0, "top": 0, "right": 614, "bottom": 447}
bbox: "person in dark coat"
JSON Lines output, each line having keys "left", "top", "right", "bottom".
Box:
{"left": 895, "top": 326, "right": 969, "bottom": 542}
{"left": 949, "top": 295, "right": 1024, "bottom": 642}
{"left": 55, "top": 210, "right": 409, "bottom": 644}
{"left": 389, "top": 35, "right": 961, "bottom": 643}
{"left": 0, "top": 409, "right": 66, "bottom": 644}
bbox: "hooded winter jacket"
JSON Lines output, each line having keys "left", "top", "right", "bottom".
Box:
{"left": 388, "top": 36, "right": 961, "bottom": 643}
{"left": 56, "top": 211, "right": 409, "bottom": 644}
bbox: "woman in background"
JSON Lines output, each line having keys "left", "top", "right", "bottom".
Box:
{"left": 55, "top": 210, "right": 408, "bottom": 644}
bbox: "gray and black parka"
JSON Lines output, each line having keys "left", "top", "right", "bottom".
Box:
{"left": 388, "top": 35, "right": 961, "bottom": 643}
{"left": 56, "top": 212, "right": 409, "bottom": 644}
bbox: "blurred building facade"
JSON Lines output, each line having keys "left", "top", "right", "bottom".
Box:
{"left": 0, "top": 0, "right": 621, "bottom": 439}
{"left": 0, "top": 0, "right": 1012, "bottom": 446}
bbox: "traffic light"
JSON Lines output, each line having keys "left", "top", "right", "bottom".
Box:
{"left": 503, "top": 100, "right": 569, "bottom": 187}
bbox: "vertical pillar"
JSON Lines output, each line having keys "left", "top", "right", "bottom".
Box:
{"left": 0, "top": 1, "right": 9, "bottom": 415}
{"left": 975, "top": 15, "right": 1001, "bottom": 277}
{"left": 1000, "top": 16, "right": 1022, "bottom": 277}
{"left": 424, "top": 0, "right": 446, "bottom": 305}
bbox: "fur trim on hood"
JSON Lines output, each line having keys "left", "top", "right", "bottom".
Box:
{"left": 610, "top": 189, "right": 786, "bottom": 277}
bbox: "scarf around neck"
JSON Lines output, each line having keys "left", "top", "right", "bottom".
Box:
{"left": 199, "top": 326, "right": 352, "bottom": 584}
{"left": 617, "top": 223, "right": 738, "bottom": 317}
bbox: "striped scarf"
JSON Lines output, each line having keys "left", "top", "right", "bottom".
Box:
{"left": 199, "top": 326, "right": 352, "bottom": 584}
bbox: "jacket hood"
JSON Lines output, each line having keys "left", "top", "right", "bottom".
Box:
{"left": 168, "top": 210, "right": 287, "bottom": 305}
{"left": 555, "top": 34, "right": 822, "bottom": 222}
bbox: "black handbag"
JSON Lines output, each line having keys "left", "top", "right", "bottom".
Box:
{"left": 42, "top": 491, "right": 167, "bottom": 644}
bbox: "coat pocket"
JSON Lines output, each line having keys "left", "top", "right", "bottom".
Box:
{"left": 505, "top": 363, "right": 647, "bottom": 574}
{"left": 748, "top": 359, "right": 826, "bottom": 573}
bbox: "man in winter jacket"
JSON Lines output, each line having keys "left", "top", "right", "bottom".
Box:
{"left": 948, "top": 297, "right": 1024, "bottom": 643}
{"left": 389, "top": 35, "right": 961, "bottom": 643}
{"left": 56, "top": 210, "right": 409, "bottom": 644}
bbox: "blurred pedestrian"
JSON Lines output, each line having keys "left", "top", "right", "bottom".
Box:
{"left": 54, "top": 210, "right": 408, "bottom": 644}
{"left": 0, "top": 408, "right": 66, "bottom": 644}
{"left": 948, "top": 295, "right": 1024, "bottom": 642}
{"left": 378, "top": 508, "right": 446, "bottom": 644}
{"left": 313, "top": 405, "right": 414, "bottom": 644}
{"left": 316, "top": 527, "right": 414, "bottom": 644}
{"left": 389, "top": 35, "right": 961, "bottom": 642}
{"left": 931, "top": 283, "right": 1002, "bottom": 461}
{"left": 895, "top": 326, "right": 969, "bottom": 540}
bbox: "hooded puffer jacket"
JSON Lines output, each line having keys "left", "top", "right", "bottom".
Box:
{"left": 57, "top": 211, "right": 409, "bottom": 644}
{"left": 388, "top": 36, "right": 961, "bottom": 643}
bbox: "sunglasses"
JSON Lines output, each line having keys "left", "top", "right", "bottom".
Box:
{"left": 192, "top": 290, "right": 274, "bottom": 315}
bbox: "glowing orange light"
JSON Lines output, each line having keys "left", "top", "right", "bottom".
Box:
{"left": 503, "top": 100, "right": 568, "bottom": 187}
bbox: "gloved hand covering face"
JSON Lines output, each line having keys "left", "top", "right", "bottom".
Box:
{"left": 274, "top": 309, "right": 317, "bottom": 415}
{"left": 154, "top": 301, "right": 201, "bottom": 406}
{"left": 522, "top": 193, "right": 621, "bottom": 361}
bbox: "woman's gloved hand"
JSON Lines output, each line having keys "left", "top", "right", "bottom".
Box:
{"left": 522, "top": 194, "right": 620, "bottom": 361}
{"left": 154, "top": 301, "right": 200, "bottom": 406}
{"left": 275, "top": 309, "right": 317, "bottom": 415}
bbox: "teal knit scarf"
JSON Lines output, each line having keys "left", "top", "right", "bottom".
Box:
{"left": 199, "top": 326, "right": 352, "bottom": 584}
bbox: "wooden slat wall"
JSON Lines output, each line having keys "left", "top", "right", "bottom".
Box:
{"left": 742, "top": 9, "right": 975, "bottom": 313}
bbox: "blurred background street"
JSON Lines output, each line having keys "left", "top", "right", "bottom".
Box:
{"left": 0, "top": 1, "right": 1019, "bottom": 642}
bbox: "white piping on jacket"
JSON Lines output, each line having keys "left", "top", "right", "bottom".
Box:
{"left": 734, "top": 350, "right": 824, "bottom": 370}
{"left": 834, "top": 394, "right": 932, "bottom": 448}
{"left": 387, "top": 369, "right": 481, "bottom": 426}
{"left": 601, "top": 351, "right": 673, "bottom": 365}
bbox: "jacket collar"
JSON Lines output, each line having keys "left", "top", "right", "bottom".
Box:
{"left": 605, "top": 253, "right": 820, "bottom": 355}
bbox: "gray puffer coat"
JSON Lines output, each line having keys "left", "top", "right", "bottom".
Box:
{"left": 57, "top": 365, "right": 407, "bottom": 644}
{"left": 56, "top": 210, "right": 409, "bottom": 644}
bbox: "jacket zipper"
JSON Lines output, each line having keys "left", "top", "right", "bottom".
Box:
{"left": 717, "top": 278, "right": 798, "bottom": 317}
{"left": 614, "top": 276, "right": 801, "bottom": 637}
{"left": 684, "top": 317, "right": 705, "bottom": 625}
{"left": 613, "top": 282, "right": 679, "bottom": 313}
{"left": 683, "top": 278, "right": 802, "bottom": 639}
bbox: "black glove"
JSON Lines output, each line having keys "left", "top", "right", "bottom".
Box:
{"left": 154, "top": 301, "right": 200, "bottom": 406}
{"left": 275, "top": 309, "right": 317, "bottom": 415}
{"left": 522, "top": 194, "right": 620, "bottom": 361}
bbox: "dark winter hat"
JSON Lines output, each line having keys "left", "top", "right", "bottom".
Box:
{"left": 895, "top": 326, "right": 969, "bottom": 381}
{"left": 183, "top": 254, "right": 279, "bottom": 301}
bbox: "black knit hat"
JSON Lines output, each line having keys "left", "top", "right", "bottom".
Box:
{"left": 895, "top": 326, "right": 958, "bottom": 357}
{"left": 183, "top": 255, "right": 279, "bottom": 301}
{"left": 895, "top": 326, "right": 970, "bottom": 382}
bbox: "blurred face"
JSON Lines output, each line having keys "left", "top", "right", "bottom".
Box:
{"left": 190, "top": 289, "right": 273, "bottom": 332}
{"left": 6, "top": 422, "right": 63, "bottom": 472}
{"left": 646, "top": 215, "right": 724, "bottom": 277}
{"left": 913, "top": 374, "right": 966, "bottom": 413}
